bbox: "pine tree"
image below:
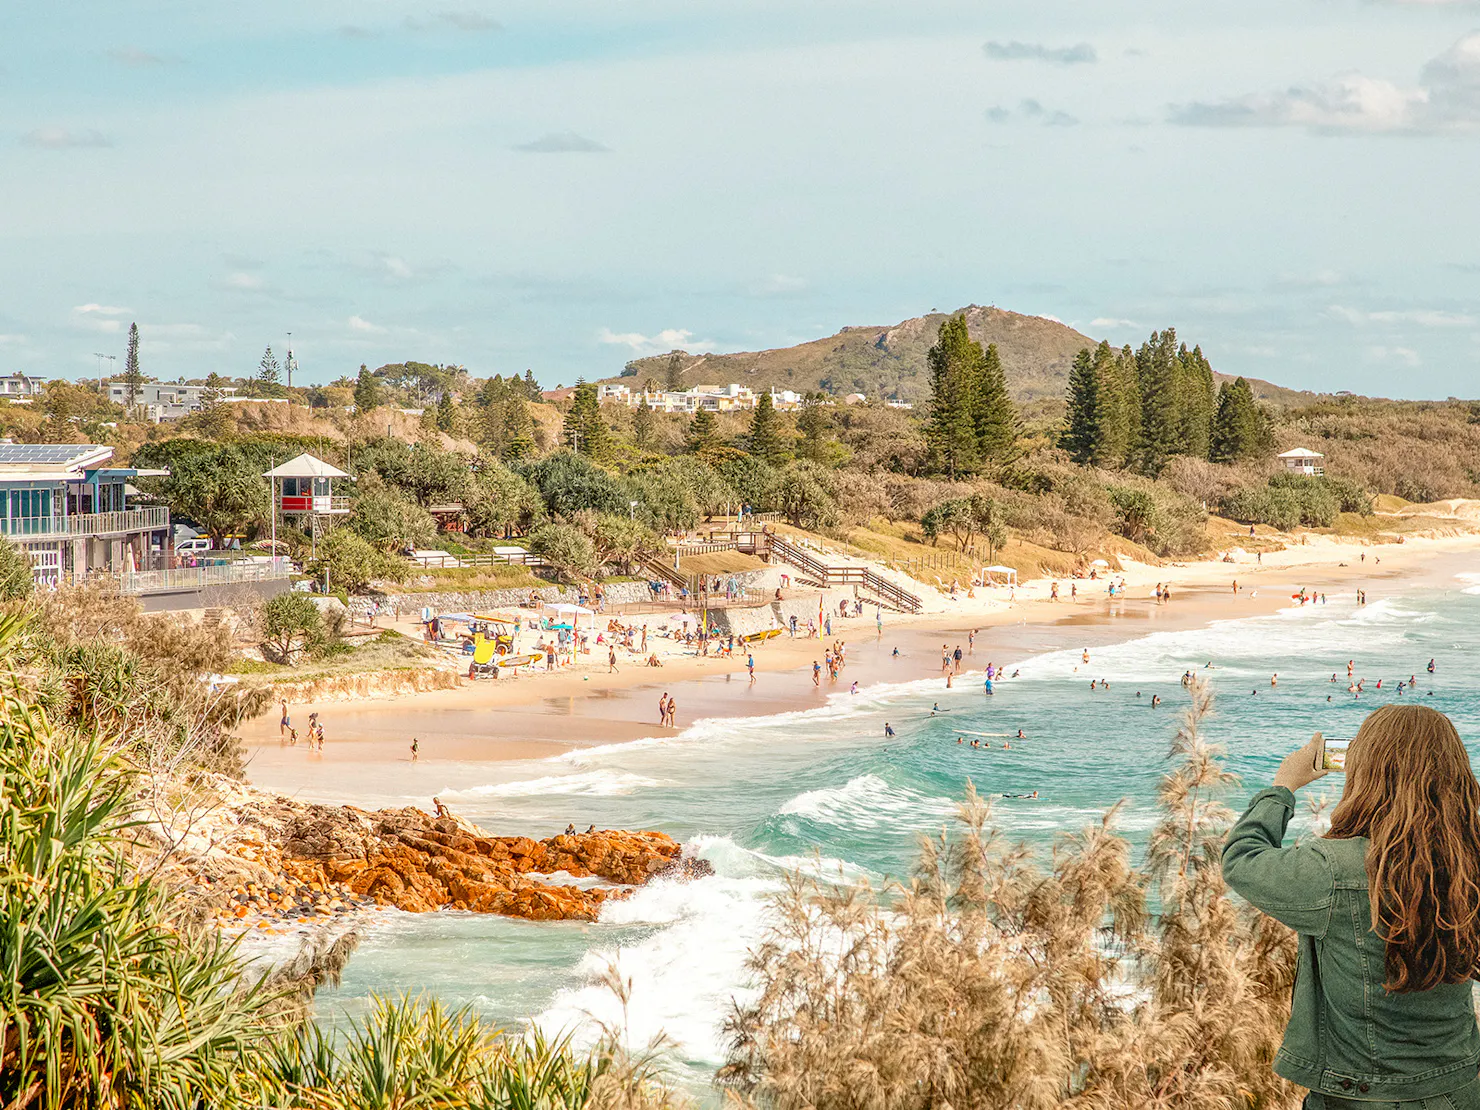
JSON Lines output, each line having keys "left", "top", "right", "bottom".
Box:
{"left": 1116, "top": 344, "right": 1142, "bottom": 466}
{"left": 748, "top": 391, "right": 786, "bottom": 463}
{"left": 684, "top": 409, "right": 717, "bottom": 454}
{"left": 501, "top": 391, "right": 535, "bottom": 460}
{"left": 1061, "top": 347, "right": 1100, "bottom": 464}
{"left": 1093, "top": 341, "right": 1137, "bottom": 469}
{"left": 435, "top": 392, "right": 455, "bottom": 432}
{"left": 1174, "top": 343, "right": 1216, "bottom": 460}
{"left": 972, "top": 342, "right": 1017, "bottom": 468}
{"left": 562, "top": 379, "right": 607, "bottom": 457}
{"left": 1210, "top": 377, "right": 1270, "bottom": 463}
{"left": 664, "top": 353, "right": 685, "bottom": 391}
{"left": 924, "top": 315, "right": 983, "bottom": 478}
{"left": 257, "top": 346, "right": 281, "bottom": 388}
{"left": 1135, "top": 329, "right": 1180, "bottom": 476}
{"left": 523, "top": 369, "right": 540, "bottom": 400}
{"left": 795, "top": 396, "right": 833, "bottom": 464}
{"left": 194, "top": 371, "right": 231, "bottom": 437}
{"left": 123, "top": 322, "right": 143, "bottom": 408}
{"left": 633, "top": 399, "right": 654, "bottom": 449}
{"left": 354, "top": 365, "right": 382, "bottom": 411}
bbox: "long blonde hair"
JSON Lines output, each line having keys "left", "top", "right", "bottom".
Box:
{"left": 1327, "top": 704, "right": 1480, "bottom": 992}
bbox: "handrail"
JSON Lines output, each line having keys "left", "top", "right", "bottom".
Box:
{"left": 768, "top": 535, "right": 922, "bottom": 614}
{"left": 0, "top": 506, "right": 170, "bottom": 539}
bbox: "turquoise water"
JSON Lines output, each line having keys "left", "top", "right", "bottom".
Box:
{"left": 317, "top": 572, "right": 1480, "bottom": 1082}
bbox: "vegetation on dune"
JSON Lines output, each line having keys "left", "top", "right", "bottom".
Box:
{"left": 721, "top": 679, "right": 1301, "bottom": 1110}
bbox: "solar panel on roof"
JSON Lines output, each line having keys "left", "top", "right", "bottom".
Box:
{"left": 0, "top": 444, "right": 100, "bottom": 464}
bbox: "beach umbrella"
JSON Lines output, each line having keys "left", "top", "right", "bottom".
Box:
{"left": 1091, "top": 558, "right": 1110, "bottom": 567}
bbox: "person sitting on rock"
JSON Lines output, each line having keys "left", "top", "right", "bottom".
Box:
{"left": 433, "top": 797, "right": 450, "bottom": 819}
{"left": 586, "top": 824, "right": 595, "bottom": 834}
{"left": 565, "top": 823, "right": 576, "bottom": 835}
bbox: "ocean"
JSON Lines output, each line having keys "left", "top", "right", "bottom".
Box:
{"left": 314, "top": 571, "right": 1480, "bottom": 1087}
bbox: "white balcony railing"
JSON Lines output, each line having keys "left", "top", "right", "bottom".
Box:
{"left": 0, "top": 506, "right": 170, "bottom": 540}
{"left": 116, "top": 557, "right": 295, "bottom": 595}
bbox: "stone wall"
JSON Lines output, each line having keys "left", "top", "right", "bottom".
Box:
{"left": 375, "top": 580, "right": 653, "bottom": 617}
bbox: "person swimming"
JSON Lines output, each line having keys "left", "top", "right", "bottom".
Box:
{"left": 1002, "top": 791, "right": 1039, "bottom": 799}
{"left": 1016, "top": 729, "right": 1026, "bottom": 739}
{"left": 1152, "top": 694, "right": 1162, "bottom": 707}
{"left": 884, "top": 722, "right": 895, "bottom": 737}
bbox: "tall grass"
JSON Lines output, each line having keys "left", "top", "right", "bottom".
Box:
{"left": 720, "top": 677, "right": 1300, "bottom": 1110}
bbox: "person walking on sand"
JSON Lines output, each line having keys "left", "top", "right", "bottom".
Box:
{"left": 1224, "top": 707, "right": 1480, "bottom": 1106}
{"left": 953, "top": 645, "right": 963, "bottom": 672}
{"left": 410, "top": 737, "right": 419, "bottom": 762}
{"left": 747, "top": 653, "right": 755, "bottom": 682}
{"left": 658, "top": 693, "right": 669, "bottom": 724}
{"left": 279, "top": 702, "right": 291, "bottom": 739}
{"left": 608, "top": 647, "right": 618, "bottom": 673}
{"left": 640, "top": 624, "right": 648, "bottom": 652}
{"left": 665, "top": 695, "right": 677, "bottom": 727}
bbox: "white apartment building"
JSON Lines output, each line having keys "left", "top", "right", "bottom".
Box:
{"left": 107, "top": 381, "right": 239, "bottom": 422}
{"left": 597, "top": 383, "right": 807, "bottom": 413}
{"left": 0, "top": 373, "right": 47, "bottom": 402}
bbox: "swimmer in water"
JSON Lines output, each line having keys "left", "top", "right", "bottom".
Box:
{"left": 1001, "top": 791, "right": 1040, "bottom": 799}
{"left": 884, "top": 722, "right": 895, "bottom": 737}
{"left": 1016, "top": 729, "right": 1026, "bottom": 739}
{"left": 1152, "top": 694, "right": 1162, "bottom": 707}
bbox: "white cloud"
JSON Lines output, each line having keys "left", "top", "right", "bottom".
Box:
{"left": 348, "top": 314, "right": 387, "bottom": 334}
{"left": 1329, "top": 305, "right": 1477, "bottom": 326}
{"left": 221, "top": 272, "right": 265, "bottom": 291}
{"left": 381, "top": 256, "right": 414, "bottom": 279}
{"left": 986, "top": 99, "right": 1079, "bottom": 126}
{"left": 1090, "top": 316, "right": 1139, "bottom": 329}
{"left": 21, "top": 127, "right": 112, "bottom": 149}
{"left": 107, "top": 47, "right": 176, "bottom": 67}
{"left": 0, "top": 334, "right": 26, "bottom": 346}
{"left": 597, "top": 327, "right": 705, "bottom": 355}
{"left": 1366, "top": 345, "right": 1422, "bottom": 366}
{"left": 71, "top": 304, "right": 131, "bottom": 333}
{"left": 512, "top": 131, "right": 611, "bottom": 153}
{"left": 1171, "top": 32, "right": 1480, "bottom": 133}
{"left": 750, "top": 274, "right": 808, "bottom": 297}
{"left": 982, "top": 41, "right": 1097, "bottom": 65}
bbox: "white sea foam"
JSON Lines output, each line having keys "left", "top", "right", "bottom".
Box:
{"left": 444, "top": 770, "right": 661, "bottom": 798}
{"left": 778, "top": 773, "right": 954, "bottom": 830}
{"left": 532, "top": 840, "right": 778, "bottom": 1062}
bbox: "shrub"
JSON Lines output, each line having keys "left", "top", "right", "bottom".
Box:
{"left": 349, "top": 485, "right": 438, "bottom": 552}
{"left": 308, "top": 529, "right": 411, "bottom": 594}
{"left": 775, "top": 462, "right": 840, "bottom": 530}
{"left": 260, "top": 592, "right": 326, "bottom": 664}
{"left": 529, "top": 523, "right": 599, "bottom": 581}
{"left": 0, "top": 537, "right": 33, "bottom": 599}
{"left": 720, "top": 680, "right": 1298, "bottom": 1109}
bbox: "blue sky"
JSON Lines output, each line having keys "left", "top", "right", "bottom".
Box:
{"left": 3, "top": 0, "right": 1480, "bottom": 396}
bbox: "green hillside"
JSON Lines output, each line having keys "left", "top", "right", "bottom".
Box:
{"left": 613, "top": 305, "right": 1318, "bottom": 409}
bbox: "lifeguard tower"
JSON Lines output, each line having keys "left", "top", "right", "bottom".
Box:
{"left": 263, "top": 453, "right": 352, "bottom": 554}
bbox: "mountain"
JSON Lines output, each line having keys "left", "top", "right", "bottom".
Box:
{"left": 612, "top": 305, "right": 1318, "bottom": 409}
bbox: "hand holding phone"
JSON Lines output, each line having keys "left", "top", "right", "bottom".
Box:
{"left": 1313, "top": 735, "right": 1352, "bottom": 773}
{"left": 1274, "top": 733, "right": 1330, "bottom": 792}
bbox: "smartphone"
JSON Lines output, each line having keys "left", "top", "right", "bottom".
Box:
{"left": 1313, "top": 736, "right": 1352, "bottom": 773}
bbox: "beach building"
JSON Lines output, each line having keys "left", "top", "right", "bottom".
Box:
{"left": 263, "top": 453, "right": 352, "bottom": 518}
{"left": 1278, "top": 447, "right": 1325, "bottom": 477}
{"left": 106, "top": 381, "right": 239, "bottom": 422}
{"left": 0, "top": 373, "right": 47, "bottom": 402}
{"left": 0, "top": 442, "right": 171, "bottom": 587}
{"left": 596, "top": 382, "right": 809, "bottom": 413}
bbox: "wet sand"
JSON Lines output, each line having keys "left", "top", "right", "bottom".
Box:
{"left": 242, "top": 534, "right": 1477, "bottom": 802}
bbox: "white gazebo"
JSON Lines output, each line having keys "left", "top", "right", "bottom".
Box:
{"left": 1277, "top": 447, "right": 1325, "bottom": 477}
{"left": 983, "top": 565, "right": 1018, "bottom": 587}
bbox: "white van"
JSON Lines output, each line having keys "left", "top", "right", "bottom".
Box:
{"left": 174, "top": 537, "right": 213, "bottom": 554}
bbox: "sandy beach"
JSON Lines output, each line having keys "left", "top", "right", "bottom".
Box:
{"left": 241, "top": 529, "right": 1480, "bottom": 800}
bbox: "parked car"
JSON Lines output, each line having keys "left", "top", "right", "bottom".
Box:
{"left": 174, "top": 537, "right": 213, "bottom": 554}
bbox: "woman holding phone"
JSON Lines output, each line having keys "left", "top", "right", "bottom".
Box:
{"left": 1223, "top": 704, "right": 1480, "bottom": 1108}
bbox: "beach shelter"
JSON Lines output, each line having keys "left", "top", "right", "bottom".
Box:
{"left": 984, "top": 565, "right": 1018, "bottom": 586}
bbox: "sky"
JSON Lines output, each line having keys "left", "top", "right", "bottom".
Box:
{"left": 3, "top": 0, "right": 1480, "bottom": 397}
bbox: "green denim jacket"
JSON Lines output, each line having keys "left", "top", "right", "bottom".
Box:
{"left": 1222, "top": 786, "right": 1480, "bottom": 1100}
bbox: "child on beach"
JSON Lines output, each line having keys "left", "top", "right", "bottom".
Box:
{"left": 410, "top": 738, "right": 419, "bottom": 762}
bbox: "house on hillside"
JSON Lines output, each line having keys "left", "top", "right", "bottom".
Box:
{"left": 0, "top": 442, "right": 171, "bottom": 586}
{"left": 0, "top": 373, "right": 47, "bottom": 402}
{"left": 107, "top": 381, "right": 238, "bottom": 422}
{"left": 1278, "top": 447, "right": 1325, "bottom": 477}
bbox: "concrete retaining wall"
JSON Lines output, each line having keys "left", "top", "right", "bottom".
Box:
{"left": 375, "top": 581, "right": 653, "bottom": 617}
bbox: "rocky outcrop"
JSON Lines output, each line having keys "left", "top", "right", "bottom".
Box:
{"left": 175, "top": 782, "right": 711, "bottom": 927}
